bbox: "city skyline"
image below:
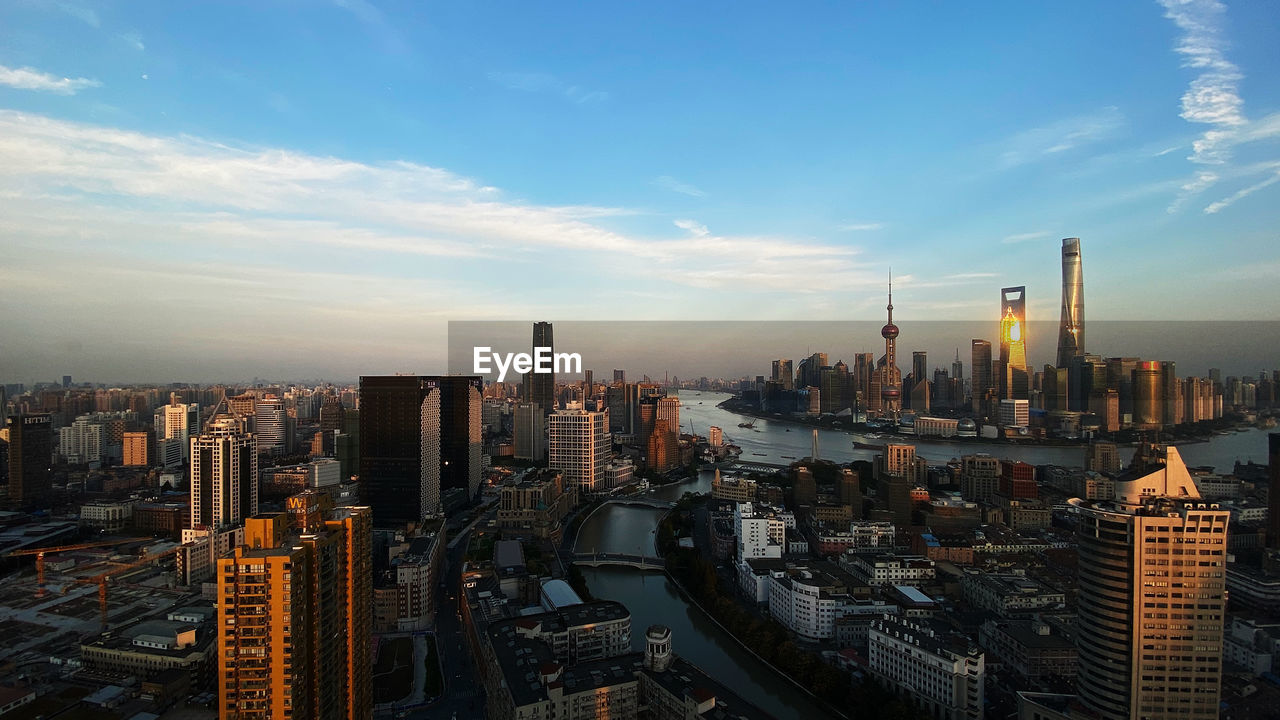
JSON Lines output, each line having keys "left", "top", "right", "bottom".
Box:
{"left": 2, "top": 1, "right": 1279, "bottom": 384}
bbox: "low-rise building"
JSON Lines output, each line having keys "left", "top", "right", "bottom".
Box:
{"left": 710, "top": 471, "right": 757, "bottom": 503}
{"left": 80, "top": 616, "right": 216, "bottom": 687}
{"left": 979, "top": 618, "right": 1077, "bottom": 680}
{"left": 841, "top": 553, "right": 936, "bottom": 587}
{"left": 767, "top": 566, "right": 852, "bottom": 641}
{"left": 497, "top": 468, "right": 578, "bottom": 542}
{"left": 80, "top": 499, "right": 136, "bottom": 532}
{"left": 869, "top": 614, "right": 984, "bottom": 720}
{"left": 962, "top": 571, "right": 1065, "bottom": 616}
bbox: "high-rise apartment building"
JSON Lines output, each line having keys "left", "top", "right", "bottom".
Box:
{"left": 999, "top": 287, "right": 1029, "bottom": 401}
{"left": 1070, "top": 445, "right": 1229, "bottom": 720}
{"left": 254, "top": 395, "right": 287, "bottom": 456}
{"left": 217, "top": 499, "right": 372, "bottom": 720}
{"left": 1057, "top": 237, "right": 1085, "bottom": 368}
{"left": 548, "top": 408, "right": 610, "bottom": 493}
{"left": 190, "top": 414, "right": 257, "bottom": 529}
{"left": 122, "top": 430, "right": 154, "bottom": 467}
{"left": 156, "top": 393, "right": 200, "bottom": 463}
{"left": 6, "top": 414, "right": 52, "bottom": 506}
{"left": 656, "top": 396, "right": 680, "bottom": 435}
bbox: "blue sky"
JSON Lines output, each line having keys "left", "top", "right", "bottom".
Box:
{"left": 0, "top": 1, "right": 1277, "bottom": 382}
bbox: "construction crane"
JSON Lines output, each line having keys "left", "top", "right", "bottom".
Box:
{"left": 61, "top": 547, "right": 179, "bottom": 630}
{"left": 4, "top": 540, "right": 134, "bottom": 597}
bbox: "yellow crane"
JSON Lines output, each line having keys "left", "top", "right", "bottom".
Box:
{"left": 4, "top": 540, "right": 134, "bottom": 597}
{"left": 61, "top": 547, "right": 180, "bottom": 630}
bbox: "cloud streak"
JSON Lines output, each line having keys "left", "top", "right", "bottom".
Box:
{"left": 1158, "top": 0, "right": 1280, "bottom": 213}
{"left": 1002, "top": 231, "right": 1050, "bottom": 244}
{"left": 654, "top": 175, "right": 706, "bottom": 197}
{"left": 0, "top": 64, "right": 101, "bottom": 94}
{"left": 1204, "top": 171, "right": 1280, "bottom": 214}
{"left": 839, "top": 222, "right": 884, "bottom": 232}
{"left": 487, "top": 71, "right": 609, "bottom": 104}
{"left": 998, "top": 107, "right": 1124, "bottom": 168}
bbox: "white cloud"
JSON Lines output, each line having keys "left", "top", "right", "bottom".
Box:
{"left": 0, "top": 64, "right": 101, "bottom": 94}
{"left": 0, "top": 110, "right": 871, "bottom": 295}
{"left": 1001, "top": 231, "right": 1050, "bottom": 244}
{"left": 1204, "top": 171, "right": 1280, "bottom": 214}
{"left": 1158, "top": 0, "right": 1280, "bottom": 213}
{"left": 674, "top": 219, "right": 710, "bottom": 237}
{"left": 998, "top": 107, "right": 1124, "bottom": 168}
{"left": 654, "top": 175, "right": 705, "bottom": 197}
{"left": 838, "top": 222, "right": 884, "bottom": 232}
{"left": 120, "top": 32, "right": 145, "bottom": 51}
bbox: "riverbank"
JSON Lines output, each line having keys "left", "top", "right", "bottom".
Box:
{"left": 661, "top": 564, "right": 852, "bottom": 720}
{"left": 714, "top": 395, "right": 1261, "bottom": 450}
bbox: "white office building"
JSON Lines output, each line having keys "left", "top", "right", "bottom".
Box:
{"left": 767, "top": 567, "right": 852, "bottom": 642}
{"left": 548, "top": 408, "right": 610, "bottom": 493}
{"left": 869, "top": 614, "right": 985, "bottom": 720}
{"left": 734, "top": 502, "right": 784, "bottom": 560}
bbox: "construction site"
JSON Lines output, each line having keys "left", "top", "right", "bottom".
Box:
{"left": 0, "top": 523, "right": 217, "bottom": 720}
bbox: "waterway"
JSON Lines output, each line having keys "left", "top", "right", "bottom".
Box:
{"left": 677, "top": 390, "right": 1274, "bottom": 472}
{"left": 575, "top": 473, "right": 832, "bottom": 720}
{"left": 574, "top": 390, "right": 1275, "bottom": 720}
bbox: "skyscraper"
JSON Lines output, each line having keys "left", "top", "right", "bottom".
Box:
{"left": 772, "top": 359, "right": 794, "bottom": 390}
{"left": 1057, "top": 237, "right": 1085, "bottom": 368}
{"left": 359, "top": 376, "right": 433, "bottom": 525}
{"left": 217, "top": 500, "right": 372, "bottom": 720}
{"left": 430, "top": 375, "right": 483, "bottom": 500}
{"left": 873, "top": 272, "right": 903, "bottom": 419}
{"left": 359, "top": 375, "right": 482, "bottom": 524}
{"left": 527, "top": 321, "right": 555, "bottom": 414}
{"left": 6, "top": 414, "right": 52, "bottom": 507}
{"left": 548, "top": 408, "right": 610, "bottom": 493}
{"left": 998, "top": 286, "right": 1029, "bottom": 400}
{"left": 513, "top": 401, "right": 547, "bottom": 462}
{"left": 156, "top": 392, "right": 200, "bottom": 463}
{"left": 254, "top": 394, "right": 287, "bottom": 456}
{"left": 970, "top": 340, "right": 993, "bottom": 414}
{"left": 1131, "top": 361, "right": 1163, "bottom": 430}
{"left": 1070, "top": 445, "right": 1228, "bottom": 720}
{"left": 190, "top": 414, "right": 257, "bottom": 529}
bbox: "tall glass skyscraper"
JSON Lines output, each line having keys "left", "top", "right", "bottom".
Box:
{"left": 998, "top": 286, "right": 1029, "bottom": 400}
{"left": 1057, "top": 237, "right": 1085, "bottom": 368}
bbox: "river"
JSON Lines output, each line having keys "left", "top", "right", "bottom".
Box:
{"left": 574, "top": 390, "right": 1275, "bottom": 720}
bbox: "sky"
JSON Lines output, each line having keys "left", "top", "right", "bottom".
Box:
{"left": 0, "top": 1, "right": 1277, "bottom": 384}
